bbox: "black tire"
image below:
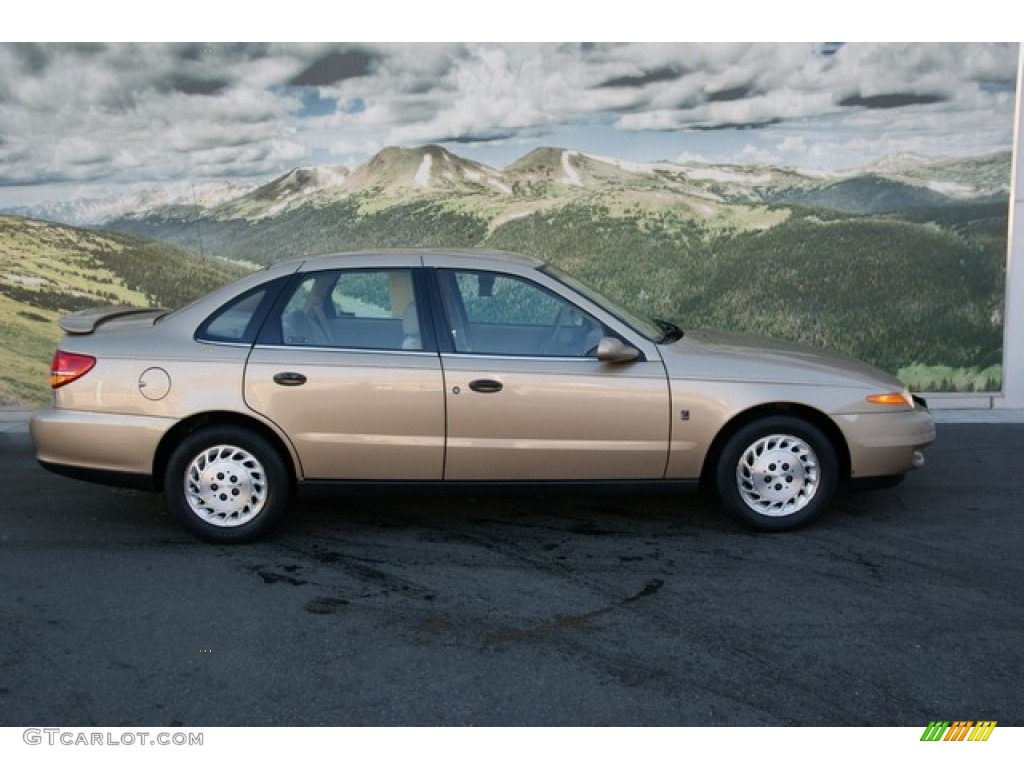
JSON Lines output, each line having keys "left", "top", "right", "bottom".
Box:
{"left": 713, "top": 415, "right": 839, "bottom": 531}
{"left": 164, "top": 425, "right": 291, "bottom": 543}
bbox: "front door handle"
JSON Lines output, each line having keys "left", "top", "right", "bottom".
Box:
{"left": 273, "top": 372, "right": 307, "bottom": 387}
{"left": 468, "top": 378, "right": 503, "bottom": 394}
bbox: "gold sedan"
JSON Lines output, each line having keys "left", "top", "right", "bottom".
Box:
{"left": 32, "top": 249, "right": 935, "bottom": 543}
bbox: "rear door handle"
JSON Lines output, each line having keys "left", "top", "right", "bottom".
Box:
{"left": 273, "top": 372, "right": 307, "bottom": 387}
{"left": 468, "top": 378, "right": 503, "bottom": 394}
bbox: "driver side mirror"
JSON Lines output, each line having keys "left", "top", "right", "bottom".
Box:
{"left": 596, "top": 336, "right": 640, "bottom": 363}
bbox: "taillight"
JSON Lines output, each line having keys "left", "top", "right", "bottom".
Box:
{"left": 50, "top": 350, "right": 96, "bottom": 389}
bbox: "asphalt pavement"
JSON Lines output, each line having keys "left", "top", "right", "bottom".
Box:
{"left": 1, "top": 410, "right": 1022, "bottom": 726}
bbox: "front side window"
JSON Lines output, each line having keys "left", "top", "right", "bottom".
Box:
{"left": 542, "top": 264, "right": 662, "bottom": 342}
{"left": 440, "top": 270, "right": 604, "bottom": 357}
{"left": 278, "top": 269, "right": 423, "bottom": 351}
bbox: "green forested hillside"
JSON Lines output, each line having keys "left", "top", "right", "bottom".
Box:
{"left": 483, "top": 202, "right": 1005, "bottom": 381}
{"left": 0, "top": 215, "right": 252, "bottom": 405}
{"left": 108, "top": 199, "right": 491, "bottom": 264}
{"left": 104, "top": 194, "right": 1007, "bottom": 391}
{"left": 769, "top": 175, "right": 956, "bottom": 214}
{"left": 680, "top": 212, "right": 1005, "bottom": 374}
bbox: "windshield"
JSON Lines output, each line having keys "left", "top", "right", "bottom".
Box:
{"left": 541, "top": 264, "right": 666, "bottom": 343}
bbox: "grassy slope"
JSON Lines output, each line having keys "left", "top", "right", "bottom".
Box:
{"left": 0, "top": 215, "right": 252, "bottom": 406}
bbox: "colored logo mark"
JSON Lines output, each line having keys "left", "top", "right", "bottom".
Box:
{"left": 920, "top": 721, "right": 997, "bottom": 741}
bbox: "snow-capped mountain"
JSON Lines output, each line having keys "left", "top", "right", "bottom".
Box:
{"left": 212, "top": 166, "right": 350, "bottom": 220}
{"left": 340, "top": 145, "right": 511, "bottom": 197}
{"left": 3, "top": 145, "right": 1010, "bottom": 231}
{"left": 4, "top": 180, "right": 257, "bottom": 227}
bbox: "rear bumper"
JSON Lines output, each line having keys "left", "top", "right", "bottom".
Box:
{"left": 37, "top": 458, "right": 156, "bottom": 491}
{"left": 835, "top": 406, "right": 936, "bottom": 479}
{"left": 31, "top": 409, "right": 175, "bottom": 485}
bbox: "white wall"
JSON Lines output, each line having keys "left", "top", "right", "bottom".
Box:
{"left": 931, "top": 48, "right": 1022, "bottom": 412}
{"left": 999, "top": 49, "right": 1024, "bottom": 409}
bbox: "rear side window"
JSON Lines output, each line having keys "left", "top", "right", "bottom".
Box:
{"left": 197, "top": 285, "right": 274, "bottom": 343}
{"left": 276, "top": 268, "right": 424, "bottom": 351}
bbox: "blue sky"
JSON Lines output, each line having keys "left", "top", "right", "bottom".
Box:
{"left": 0, "top": 42, "right": 1018, "bottom": 207}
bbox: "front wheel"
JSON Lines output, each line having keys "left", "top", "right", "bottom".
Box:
{"left": 713, "top": 416, "right": 839, "bottom": 531}
{"left": 164, "top": 425, "right": 291, "bottom": 543}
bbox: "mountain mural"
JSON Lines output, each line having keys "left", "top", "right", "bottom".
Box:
{"left": 1, "top": 145, "right": 1011, "bottom": 398}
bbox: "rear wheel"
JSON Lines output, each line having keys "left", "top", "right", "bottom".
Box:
{"left": 164, "top": 425, "right": 290, "bottom": 543}
{"left": 714, "top": 416, "right": 838, "bottom": 531}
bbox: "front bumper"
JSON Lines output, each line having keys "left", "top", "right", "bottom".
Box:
{"left": 834, "top": 405, "right": 936, "bottom": 479}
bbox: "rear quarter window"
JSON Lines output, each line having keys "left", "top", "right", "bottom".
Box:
{"left": 196, "top": 282, "right": 280, "bottom": 344}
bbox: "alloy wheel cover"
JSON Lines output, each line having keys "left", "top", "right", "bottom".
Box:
{"left": 735, "top": 433, "right": 820, "bottom": 517}
{"left": 184, "top": 444, "right": 268, "bottom": 527}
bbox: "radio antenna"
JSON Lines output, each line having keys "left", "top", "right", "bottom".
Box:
{"left": 192, "top": 183, "right": 205, "bottom": 258}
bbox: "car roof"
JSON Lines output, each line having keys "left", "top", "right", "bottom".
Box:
{"left": 273, "top": 248, "right": 545, "bottom": 273}
{"left": 160, "top": 248, "right": 549, "bottom": 329}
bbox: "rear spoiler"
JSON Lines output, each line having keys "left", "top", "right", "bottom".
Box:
{"left": 58, "top": 306, "right": 167, "bottom": 335}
